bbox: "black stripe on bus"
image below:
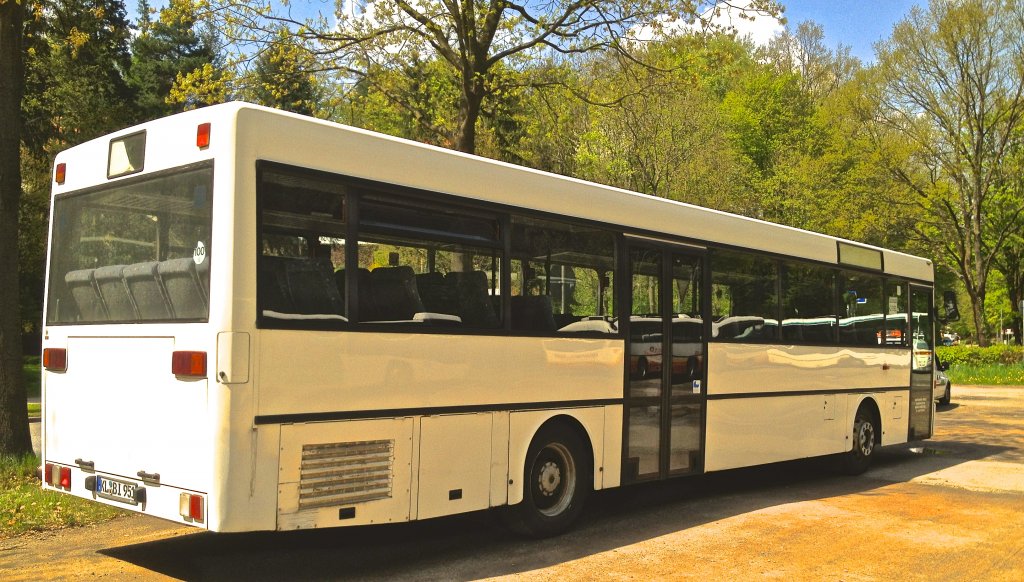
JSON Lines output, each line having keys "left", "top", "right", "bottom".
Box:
{"left": 705, "top": 386, "right": 911, "bottom": 400}
{"left": 253, "top": 398, "right": 624, "bottom": 425}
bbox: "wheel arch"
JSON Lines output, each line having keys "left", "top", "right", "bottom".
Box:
{"left": 507, "top": 409, "right": 603, "bottom": 507}
{"left": 852, "top": 396, "right": 882, "bottom": 448}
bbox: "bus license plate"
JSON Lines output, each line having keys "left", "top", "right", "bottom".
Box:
{"left": 96, "top": 476, "right": 138, "bottom": 505}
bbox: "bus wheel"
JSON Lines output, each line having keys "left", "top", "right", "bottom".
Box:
{"left": 841, "top": 406, "right": 877, "bottom": 475}
{"left": 506, "top": 423, "right": 590, "bottom": 538}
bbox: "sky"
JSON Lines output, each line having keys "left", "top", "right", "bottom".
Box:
{"left": 731, "top": 0, "right": 924, "bottom": 63}
{"left": 133, "top": 1, "right": 923, "bottom": 65}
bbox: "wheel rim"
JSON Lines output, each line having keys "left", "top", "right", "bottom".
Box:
{"left": 531, "top": 442, "right": 576, "bottom": 517}
{"left": 856, "top": 419, "right": 875, "bottom": 457}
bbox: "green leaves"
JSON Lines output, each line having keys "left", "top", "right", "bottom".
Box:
{"left": 874, "top": 0, "right": 1024, "bottom": 345}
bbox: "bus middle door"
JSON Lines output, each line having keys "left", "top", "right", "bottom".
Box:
{"left": 624, "top": 243, "right": 707, "bottom": 482}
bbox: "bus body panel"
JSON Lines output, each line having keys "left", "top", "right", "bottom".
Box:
{"left": 706, "top": 343, "right": 912, "bottom": 396}
{"left": 704, "top": 342, "right": 914, "bottom": 472}
{"left": 256, "top": 331, "right": 623, "bottom": 416}
{"left": 416, "top": 413, "right": 494, "bottom": 519}
{"left": 705, "top": 395, "right": 848, "bottom": 471}
{"left": 272, "top": 407, "right": 613, "bottom": 530}
{"left": 277, "top": 418, "right": 415, "bottom": 530}
{"left": 43, "top": 334, "right": 211, "bottom": 489}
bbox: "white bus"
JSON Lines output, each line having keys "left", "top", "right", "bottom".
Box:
{"left": 41, "top": 102, "right": 943, "bottom": 537}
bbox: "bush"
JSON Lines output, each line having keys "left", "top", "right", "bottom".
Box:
{"left": 937, "top": 344, "right": 1024, "bottom": 366}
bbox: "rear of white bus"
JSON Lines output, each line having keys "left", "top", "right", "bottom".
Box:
{"left": 40, "top": 115, "right": 224, "bottom": 529}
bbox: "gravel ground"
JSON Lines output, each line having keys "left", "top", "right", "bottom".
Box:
{"left": 5, "top": 384, "right": 1022, "bottom": 581}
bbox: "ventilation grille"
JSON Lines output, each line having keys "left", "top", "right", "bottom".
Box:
{"left": 299, "top": 440, "right": 394, "bottom": 509}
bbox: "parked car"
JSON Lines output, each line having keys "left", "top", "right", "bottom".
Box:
{"left": 934, "top": 359, "right": 952, "bottom": 405}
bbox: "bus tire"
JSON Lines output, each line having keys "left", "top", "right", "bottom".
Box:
{"left": 841, "top": 405, "right": 877, "bottom": 475}
{"left": 505, "top": 422, "right": 591, "bottom": 538}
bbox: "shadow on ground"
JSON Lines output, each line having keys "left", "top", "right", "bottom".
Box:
{"left": 99, "top": 438, "right": 1011, "bottom": 581}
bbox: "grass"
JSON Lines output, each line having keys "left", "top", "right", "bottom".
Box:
{"left": 1, "top": 454, "right": 127, "bottom": 538}
{"left": 23, "top": 355, "right": 40, "bottom": 399}
{"left": 947, "top": 363, "right": 1024, "bottom": 385}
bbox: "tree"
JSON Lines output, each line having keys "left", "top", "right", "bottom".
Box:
{"left": 127, "top": 0, "right": 221, "bottom": 122}
{"left": 573, "top": 35, "right": 747, "bottom": 209}
{"left": 874, "top": 0, "right": 1024, "bottom": 345}
{"left": 720, "top": 61, "right": 815, "bottom": 222}
{"left": 1, "top": 0, "right": 33, "bottom": 455}
{"left": 994, "top": 241, "right": 1023, "bottom": 344}
{"left": 22, "top": 0, "right": 135, "bottom": 151}
{"left": 210, "top": 0, "right": 781, "bottom": 154}
{"left": 243, "top": 26, "right": 323, "bottom": 115}
{"left": 763, "top": 20, "right": 859, "bottom": 102}
{"left": 992, "top": 139, "right": 1024, "bottom": 344}
{"left": 19, "top": 0, "right": 136, "bottom": 350}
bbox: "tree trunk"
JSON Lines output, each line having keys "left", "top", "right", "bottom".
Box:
{"left": 0, "top": 0, "right": 33, "bottom": 455}
{"left": 455, "top": 76, "right": 485, "bottom": 155}
{"left": 966, "top": 284, "right": 988, "bottom": 347}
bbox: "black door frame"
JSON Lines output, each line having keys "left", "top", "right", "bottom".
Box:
{"left": 908, "top": 284, "right": 935, "bottom": 440}
{"left": 621, "top": 239, "right": 709, "bottom": 483}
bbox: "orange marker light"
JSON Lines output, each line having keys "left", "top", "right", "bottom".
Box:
{"left": 197, "top": 123, "right": 211, "bottom": 149}
{"left": 55, "top": 163, "right": 66, "bottom": 184}
{"left": 43, "top": 348, "right": 68, "bottom": 372}
{"left": 172, "top": 351, "right": 207, "bottom": 377}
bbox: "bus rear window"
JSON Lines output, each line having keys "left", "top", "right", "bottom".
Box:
{"left": 45, "top": 164, "right": 214, "bottom": 324}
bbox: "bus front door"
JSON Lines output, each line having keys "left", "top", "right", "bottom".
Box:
{"left": 624, "top": 244, "right": 707, "bottom": 482}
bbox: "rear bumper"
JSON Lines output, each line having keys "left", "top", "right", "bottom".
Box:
{"left": 41, "top": 461, "right": 209, "bottom": 530}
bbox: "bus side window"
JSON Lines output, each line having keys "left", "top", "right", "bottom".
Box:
{"left": 710, "top": 250, "right": 779, "bottom": 341}
{"left": 510, "top": 216, "right": 616, "bottom": 334}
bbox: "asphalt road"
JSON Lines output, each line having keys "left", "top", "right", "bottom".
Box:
{"left": 5, "top": 384, "right": 1023, "bottom": 581}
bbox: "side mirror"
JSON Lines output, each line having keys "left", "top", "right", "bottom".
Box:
{"left": 942, "top": 290, "right": 960, "bottom": 322}
{"left": 938, "top": 361, "right": 950, "bottom": 372}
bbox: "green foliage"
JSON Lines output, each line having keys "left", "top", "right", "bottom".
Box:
{"left": 873, "top": 0, "right": 1024, "bottom": 346}
{"left": 937, "top": 345, "right": 1024, "bottom": 367}
{"left": 1, "top": 454, "right": 125, "bottom": 537}
{"left": 343, "top": 53, "right": 461, "bottom": 147}
{"left": 18, "top": 150, "right": 51, "bottom": 342}
{"left": 22, "top": 0, "right": 135, "bottom": 151}
{"left": 127, "top": 0, "right": 220, "bottom": 121}
{"left": 20, "top": 0, "right": 137, "bottom": 342}
{"left": 22, "top": 356, "right": 40, "bottom": 400}
{"left": 944, "top": 364, "right": 1024, "bottom": 386}
{"left": 244, "top": 28, "right": 321, "bottom": 116}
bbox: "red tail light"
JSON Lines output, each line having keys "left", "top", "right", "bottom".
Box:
{"left": 44, "top": 463, "right": 71, "bottom": 490}
{"left": 172, "top": 351, "right": 207, "bottom": 377}
{"left": 180, "top": 493, "right": 205, "bottom": 522}
{"left": 197, "top": 123, "right": 211, "bottom": 149}
{"left": 190, "top": 495, "right": 204, "bottom": 521}
{"left": 59, "top": 467, "right": 72, "bottom": 489}
{"left": 43, "top": 348, "right": 68, "bottom": 372}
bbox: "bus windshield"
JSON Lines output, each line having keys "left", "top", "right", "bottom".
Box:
{"left": 46, "top": 164, "right": 214, "bottom": 324}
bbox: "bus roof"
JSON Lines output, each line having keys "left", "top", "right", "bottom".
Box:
{"left": 53, "top": 101, "right": 933, "bottom": 282}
